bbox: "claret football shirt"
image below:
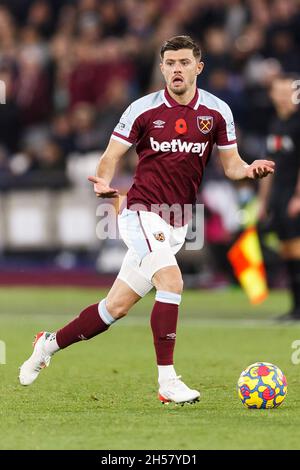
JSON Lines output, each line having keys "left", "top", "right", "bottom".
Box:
{"left": 112, "top": 87, "right": 237, "bottom": 224}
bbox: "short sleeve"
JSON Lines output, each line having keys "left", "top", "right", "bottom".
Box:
{"left": 216, "top": 103, "right": 237, "bottom": 150}
{"left": 111, "top": 104, "right": 142, "bottom": 147}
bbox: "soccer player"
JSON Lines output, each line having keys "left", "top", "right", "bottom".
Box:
{"left": 19, "top": 36, "right": 274, "bottom": 404}
{"left": 259, "top": 74, "right": 300, "bottom": 321}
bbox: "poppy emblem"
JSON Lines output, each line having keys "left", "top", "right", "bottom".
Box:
{"left": 175, "top": 118, "right": 188, "bottom": 134}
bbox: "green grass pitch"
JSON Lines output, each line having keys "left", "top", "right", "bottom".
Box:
{"left": 0, "top": 286, "right": 300, "bottom": 450}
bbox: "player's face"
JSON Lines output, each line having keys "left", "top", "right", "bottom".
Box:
{"left": 270, "top": 79, "right": 297, "bottom": 113}
{"left": 160, "top": 49, "right": 204, "bottom": 95}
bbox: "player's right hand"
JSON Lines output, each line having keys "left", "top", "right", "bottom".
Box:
{"left": 87, "top": 176, "right": 119, "bottom": 198}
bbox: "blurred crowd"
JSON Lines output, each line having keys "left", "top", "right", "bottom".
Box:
{"left": 0, "top": 0, "right": 299, "bottom": 188}
{"left": 0, "top": 0, "right": 299, "bottom": 280}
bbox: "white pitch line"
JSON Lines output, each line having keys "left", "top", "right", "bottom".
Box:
{"left": 124, "top": 318, "right": 300, "bottom": 328}
{"left": 1, "top": 315, "right": 299, "bottom": 329}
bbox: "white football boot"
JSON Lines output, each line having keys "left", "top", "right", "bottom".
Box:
{"left": 158, "top": 376, "right": 200, "bottom": 405}
{"left": 19, "top": 332, "right": 52, "bottom": 386}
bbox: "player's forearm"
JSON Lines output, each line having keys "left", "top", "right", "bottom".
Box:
{"left": 95, "top": 138, "right": 129, "bottom": 184}
{"left": 95, "top": 153, "right": 118, "bottom": 184}
{"left": 224, "top": 159, "right": 249, "bottom": 180}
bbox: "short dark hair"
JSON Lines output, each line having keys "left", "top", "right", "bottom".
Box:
{"left": 160, "top": 35, "right": 201, "bottom": 61}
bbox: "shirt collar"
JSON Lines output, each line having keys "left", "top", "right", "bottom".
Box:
{"left": 163, "top": 87, "right": 201, "bottom": 110}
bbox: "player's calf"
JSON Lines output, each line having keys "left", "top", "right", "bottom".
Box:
{"left": 105, "top": 299, "right": 129, "bottom": 319}
{"left": 150, "top": 268, "right": 200, "bottom": 404}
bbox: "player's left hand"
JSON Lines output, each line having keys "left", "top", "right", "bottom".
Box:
{"left": 287, "top": 195, "right": 300, "bottom": 218}
{"left": 87, "top": 176, "right": 119, "bottom": 198}
{"left": 245, "top": 160, "right": 275, "bottom": 179}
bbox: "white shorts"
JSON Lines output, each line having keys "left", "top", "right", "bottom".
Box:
{"left": 117, "top": 209, "right": 187, "bottom": 297}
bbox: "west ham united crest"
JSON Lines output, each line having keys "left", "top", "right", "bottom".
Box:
{"left": 197, "top": 116, "right": 213, "bottom": 134}
{"left": 153, "top": 231, "right": 165, "bottom": 242}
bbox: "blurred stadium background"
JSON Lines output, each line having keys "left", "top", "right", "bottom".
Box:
{"left": 0, "top": 0, "right": 299, "bottom": 289}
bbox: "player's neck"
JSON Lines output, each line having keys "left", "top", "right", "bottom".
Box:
{"left": 166, "top": 85, "right": 197, "bottom": 105}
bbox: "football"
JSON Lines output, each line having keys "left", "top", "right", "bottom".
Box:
{"left": 237, "top": 362, "right": 288, "bottom": 409}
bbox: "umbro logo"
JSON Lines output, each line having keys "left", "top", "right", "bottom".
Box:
{"left": 166, "top": 333, "right": 176, "bottom": 340}
{"left": 153, "top": 120, "right": 165, "bottom": 128}
{"left": 78, "top": 334, "right": 87, "bottom": 340}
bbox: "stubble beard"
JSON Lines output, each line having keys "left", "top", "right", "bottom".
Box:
{"left": 169, "top": 76, "right": 196, "bottom": 96}
{"left": 169, "top": 83, "right": 187, "bottom": 96}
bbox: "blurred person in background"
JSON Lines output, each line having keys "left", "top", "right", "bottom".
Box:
{"left": 97, "top": 77, "right": 132, "bottom": 149}
{"left": 0, "top": 66, "right": 21, "bottom": 155}
{"left": 16, "top": 34, "right": 51, "bottom": 126}
{"left": 259, "top": 74, "right": 300, "bottom": 321}
{"left": 26, "top": 0, "right": 54, "bottom": 39}
{"left": 51, "top": 112, "right": 74, "bottom": 155}
{"left": 71, "top": 102, "right": 100, "bottom": 153}
{"left": 0, "top": 6, "right": 17, "bottom": 60}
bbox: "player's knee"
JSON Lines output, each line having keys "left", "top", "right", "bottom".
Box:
{"left": 167, "top": 276, "right": 184, "bottom": 294}
{"left": 105, "top": 299, "right": 129, "bottom": 319}
{"left": 153, "top": 268, "right": 184, "bottom": 294}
